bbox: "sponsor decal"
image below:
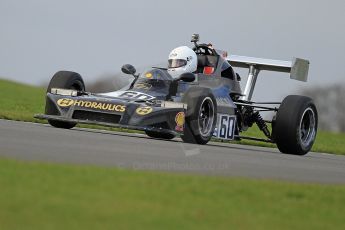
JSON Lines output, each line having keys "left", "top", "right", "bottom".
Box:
{"left": 175, "top": 111, "right": 185, "bottom": 131}
{"left": 136, "top": 106, "right": 153, "bottom": 115}
{"left": 169, "top": 52, "right": 177, "bottom": 58}
{"left": 56, "top": 98, "right": 125, "bottom": 112}
{"left": 57, "top": 98, "right": 74, "bottom": 107}
{"left": 134, "top": 83, "right": 152, "bottom": 90}
{"left": 145, "top": 72, "right": 153, "bottom": 78}
{"left": 119, "top": 91, "right": 155, "bottom": 100}
{"left": 162, "top": 101, "right": 187, "bottom": 109}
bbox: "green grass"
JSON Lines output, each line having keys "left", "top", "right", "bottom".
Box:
{"left": 0, "top": 78, "right": 345, "bottom": 155}
{"left": 0, "top": 79, "right": 46, "bottom": 122}
{"left": 0, "top": 158, "right": 344, "bottom": 230}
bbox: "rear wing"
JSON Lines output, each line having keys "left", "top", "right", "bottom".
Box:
{"left": 224, "top": 55, "right": 310, "bottom": 101}
{"left": 227, "top": 55, "right": 310, "bottom": 82}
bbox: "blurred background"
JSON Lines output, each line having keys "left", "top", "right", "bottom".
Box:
{"left": 0, "top": 0, "right": 344, "bottom": 131}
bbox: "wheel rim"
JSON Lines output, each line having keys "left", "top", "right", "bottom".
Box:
{"left": 299, "top": 107, "right": 316, "bottom": 147}
{"left": 198, "top": 97, "right": 215, "bottom": 136}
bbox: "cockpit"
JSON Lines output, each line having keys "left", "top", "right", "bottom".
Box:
{"left": 132, "top": 68, "right": 173, "bottom": 97}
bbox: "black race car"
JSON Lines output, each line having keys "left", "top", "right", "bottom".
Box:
{"left": 35, "top": 34, "right": 317, "bottom": 155}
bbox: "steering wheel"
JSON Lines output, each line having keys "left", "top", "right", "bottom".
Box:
{"left": 193, "top": 43, "right": 215, "bottom": 55}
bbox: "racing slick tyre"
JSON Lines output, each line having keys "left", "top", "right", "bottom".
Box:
{"left": 272, "top": 95, "right": 318, "bottom": 155}
{"left": 145, "top": 131, "right": 175, "bottom": 140}
{"left": 181, "top": 87, "right": 217, "bottom": 145}
{"left": 46, "top": 71, "right": 85, "bottom": 129}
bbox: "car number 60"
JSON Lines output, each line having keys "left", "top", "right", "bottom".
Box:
{"left": 216, "top": 114, "right": 236, "bottom": 140}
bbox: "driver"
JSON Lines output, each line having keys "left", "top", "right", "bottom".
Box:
{"left": 167, "top": 46, "right": 197, "bottom": 79}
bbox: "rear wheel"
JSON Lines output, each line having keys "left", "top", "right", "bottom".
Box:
{"left": 145, "top": 131, "right": 175, "bottom": 140}
{"left": 46, "top": 71, "right": 85, "bottom": 129}
{"left": 272, "top": 95, "right": 318, "bottom": 155}
{"left": 181, "top": 87, "right": 217, "bottom": 145}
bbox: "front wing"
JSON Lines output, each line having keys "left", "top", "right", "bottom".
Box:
{"left": 35, "top": 92, "right": 238, "bottom": 141}
{"left": 35, "top": 93, "right": 187, "bottom": 135}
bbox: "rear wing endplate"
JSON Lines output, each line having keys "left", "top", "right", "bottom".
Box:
{"left": 227, "top": 55, "right": 310, "bottom": 82}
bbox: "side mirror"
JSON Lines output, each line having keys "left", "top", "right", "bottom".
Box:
{"left": 178, "top": 72, "right": 195, "bottom": 82}
{"left": 121, "top": 64, "right": 136, "bottom": 75}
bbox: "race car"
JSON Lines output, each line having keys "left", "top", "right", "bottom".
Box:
{"left": 35, "top": 34, "right": 317, "bottom": 155}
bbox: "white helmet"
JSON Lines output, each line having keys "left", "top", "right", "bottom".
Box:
{"left": 167, "top": 46, "right": 197, "bottom": 79}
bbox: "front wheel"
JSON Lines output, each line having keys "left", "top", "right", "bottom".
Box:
{"left": 181, "top": 87, "right": 217, "bottom": 145}
{"left": 46, "top": 71, "right": 85, "bottom": 129}
{"left": 272, "top": 95, "right": 318, "bottom": 155}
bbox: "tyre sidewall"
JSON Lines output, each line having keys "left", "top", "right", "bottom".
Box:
{"left": 45, "top": 71, "right": 85, "bottom": 129}
{"left": 296, "top": 102, "right": 318, "bottom": 152}
{"left": 273, "top": 95, "right": 318, "bottom": 155}
{"left": 47, "top": 71, "right": 85, "bottom": 93}
{"left": 181, "top": 87, "right": 217, "bottom": 144}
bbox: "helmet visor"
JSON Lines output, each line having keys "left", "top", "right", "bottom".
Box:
{"left": 168, "top": 59, "right": 187, "bottom": 68}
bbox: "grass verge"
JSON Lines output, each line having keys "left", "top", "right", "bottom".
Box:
{"left": 0, "top": 78, "right": 344, "bottom": 155}
{"left": 0, "top": 158, "right": 345, "bottom": 230}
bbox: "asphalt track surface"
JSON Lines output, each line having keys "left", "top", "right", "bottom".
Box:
{"left": 1, "top": 119, "right": 345, "bottom": 184}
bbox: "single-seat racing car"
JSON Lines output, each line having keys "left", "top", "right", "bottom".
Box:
{"left": 35, "top": 34, "right": 317, "bottom": 155}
